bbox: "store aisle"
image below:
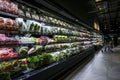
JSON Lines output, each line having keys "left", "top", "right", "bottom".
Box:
{"left": 63, "top": 46, "right": 120, "bottom": 80}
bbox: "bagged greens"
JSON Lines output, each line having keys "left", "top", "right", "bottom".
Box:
{"left": 26, "top": 20, "right": 41, "bottom": 32}
{"left": 16, "top": 18, "right": 27, "bottom": 31}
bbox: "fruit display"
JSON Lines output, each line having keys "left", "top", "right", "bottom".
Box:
{"left": 0, "top": 17, "right": 18, "bottom": 30}
{"left": 0, "top": 48, "right": 18, "bottom": 59}
{"left": 0, "top": 0, "right": 18, "bottom": 14}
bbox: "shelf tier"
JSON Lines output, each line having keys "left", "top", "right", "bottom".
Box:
{"left": 13, "top": 46, "right": 95, "bottom": 80}
{"left": 0, "top": 30, "right": 82, "bottom": 37}
{"left": 0, "top": 46, "right": 80, "bottom": 62}
{"left": 0, "top": 11, "right": 80, "bottom": 32}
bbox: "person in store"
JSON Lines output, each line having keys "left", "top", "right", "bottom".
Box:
{"left": 108, "top": 39, "right": 114, "bottom": 52}
{"left": 101, "top": 37, "right": 113, "bottom": 53}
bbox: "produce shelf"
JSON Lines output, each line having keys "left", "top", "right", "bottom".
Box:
{"left": 0, "top": 45, "right": 74, "bottom": 62}
{"left": 0, "top": 41, "right": 83, "bottom": 48}
{"left": 0, "top": 51, "right": 42, "bottom": 62}
{"left": 0, "top": 11, "right": 18, "bottom": 18}
{"left": 0, "top": 1, "right": 103, "bottom": 80}
{"left": 0, "top": 43, "right": 38, "bottom": 47}
{"left": 13, "top": 47, "right": 95, "bottom": 80}
{"left": 0, "top": 30, "right": 81, "bottom": 37}
{"left": 0, "top": 10, "right": 77, "bottom": 32}
{"left": 0, "top": 10, "right": 88, "bottom": 34}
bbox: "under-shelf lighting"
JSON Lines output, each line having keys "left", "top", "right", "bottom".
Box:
{"left": 95, "top": 0, "right": 101, "bottom": 2}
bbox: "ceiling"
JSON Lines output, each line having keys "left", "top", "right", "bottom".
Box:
{"left": 51, "top": 0, "right": 96, "bottom": 25}
{"left": 44, "top": 0, "right": 98, "bottom": 27}
{"left": 92, "top": 0, "right": 120, "bottom": 34}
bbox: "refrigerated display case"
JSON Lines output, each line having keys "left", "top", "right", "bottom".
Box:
{"left": 0, "top": 0, "right": 103, "bottom": 80}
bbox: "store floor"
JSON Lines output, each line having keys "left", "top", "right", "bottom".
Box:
{"left": 61, "top": 46, "right": 120, "bottom": 80}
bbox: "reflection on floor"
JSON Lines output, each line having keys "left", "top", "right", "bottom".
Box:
{"left": 63, "top": 46, "right": 120, "bottom": 80}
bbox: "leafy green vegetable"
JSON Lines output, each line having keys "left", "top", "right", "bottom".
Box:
{"left": 53, "top": 53, "right": 62, "bottom": 61}
{"left": 19, "top": 47, "right": 28, "bottom": 57}
{"left": 29, "top": 22, "right": 34, "bottom": 32}
{"left": 41, "top": 53, "right": 53, "bottom": 65}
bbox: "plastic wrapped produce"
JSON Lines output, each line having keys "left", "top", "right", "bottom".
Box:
{"left": 19, "top": 47, "right": 28, "bottom": 57}
{"left": 0, "top": 17, "right": 4, "bottom": 27}
{"left": 4, "top": 18, "right": 12, "bottom": 29}
{"left": 12, "top": 20, "right": 18, "bottom": 29}
{"left": 18, "top": 37, "right": 35, "bottom": 44}
{"left": 0, "top": 0, "right": 4, "bottom": 10}
{"left": 0, "top": 48, "right": 18, "bottom": 59}
{"left": 11, "top": 2, "right": 18, "bottom": 14}
{"left": 0, "top": 17, "right": 18, "bottom": 30}
{"left": 16, "top": 18, "right": 27, "bottom": 31}
{"left": 26, "top": 20, "right": 41, "bottom": 32}
{"left": 25, "top": 7, "right": 31, "bottom": 18}
{"left": 18, "top": 5, "right": 25, "bottom": 16}
{"left": 0, "top": 0, "right": 18, "bottom": 14}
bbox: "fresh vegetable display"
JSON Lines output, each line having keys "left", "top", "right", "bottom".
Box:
{"left": 0, "top": 17, "right": 102, "bottom": 80}
{"left": 51, "top": 46, "right": 84, "bottom": 61}
{"left": 18, "top": 37, "right": 35, "bottom": 44}
{"left": 45, "top": 42, "right": 79, "bottom": 51}
{"left": 18, "top": 45, "right": 42, "bottom": 55}
{"left": 0, "top": 0, "right": 103, "bottom": 80}
{"left": 27, "top": 53, "right": 52, "bottom": 69}
{"left": 18, "top": 47, "right": 28, "bottom": 57}
{"left": 16, "top": 18, "right": 27, "bottom": 31}
{"left": 53, "top": 35, "right": 71, "bottom": 42}
{"left": 0, "top": 59, "right": 27, "bottom": 80}
{"left": 27, "top": 20, "right": 41, "bottom": 32}
{"left": 15, "top": 18, "right": 83, "bottom": 36}
{"left": 16, "top": 18, "right": 42, "bottom": 32}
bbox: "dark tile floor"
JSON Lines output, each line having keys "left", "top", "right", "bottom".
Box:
{"left": 64, "top": 46, "right": 120, "bottom": 80}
